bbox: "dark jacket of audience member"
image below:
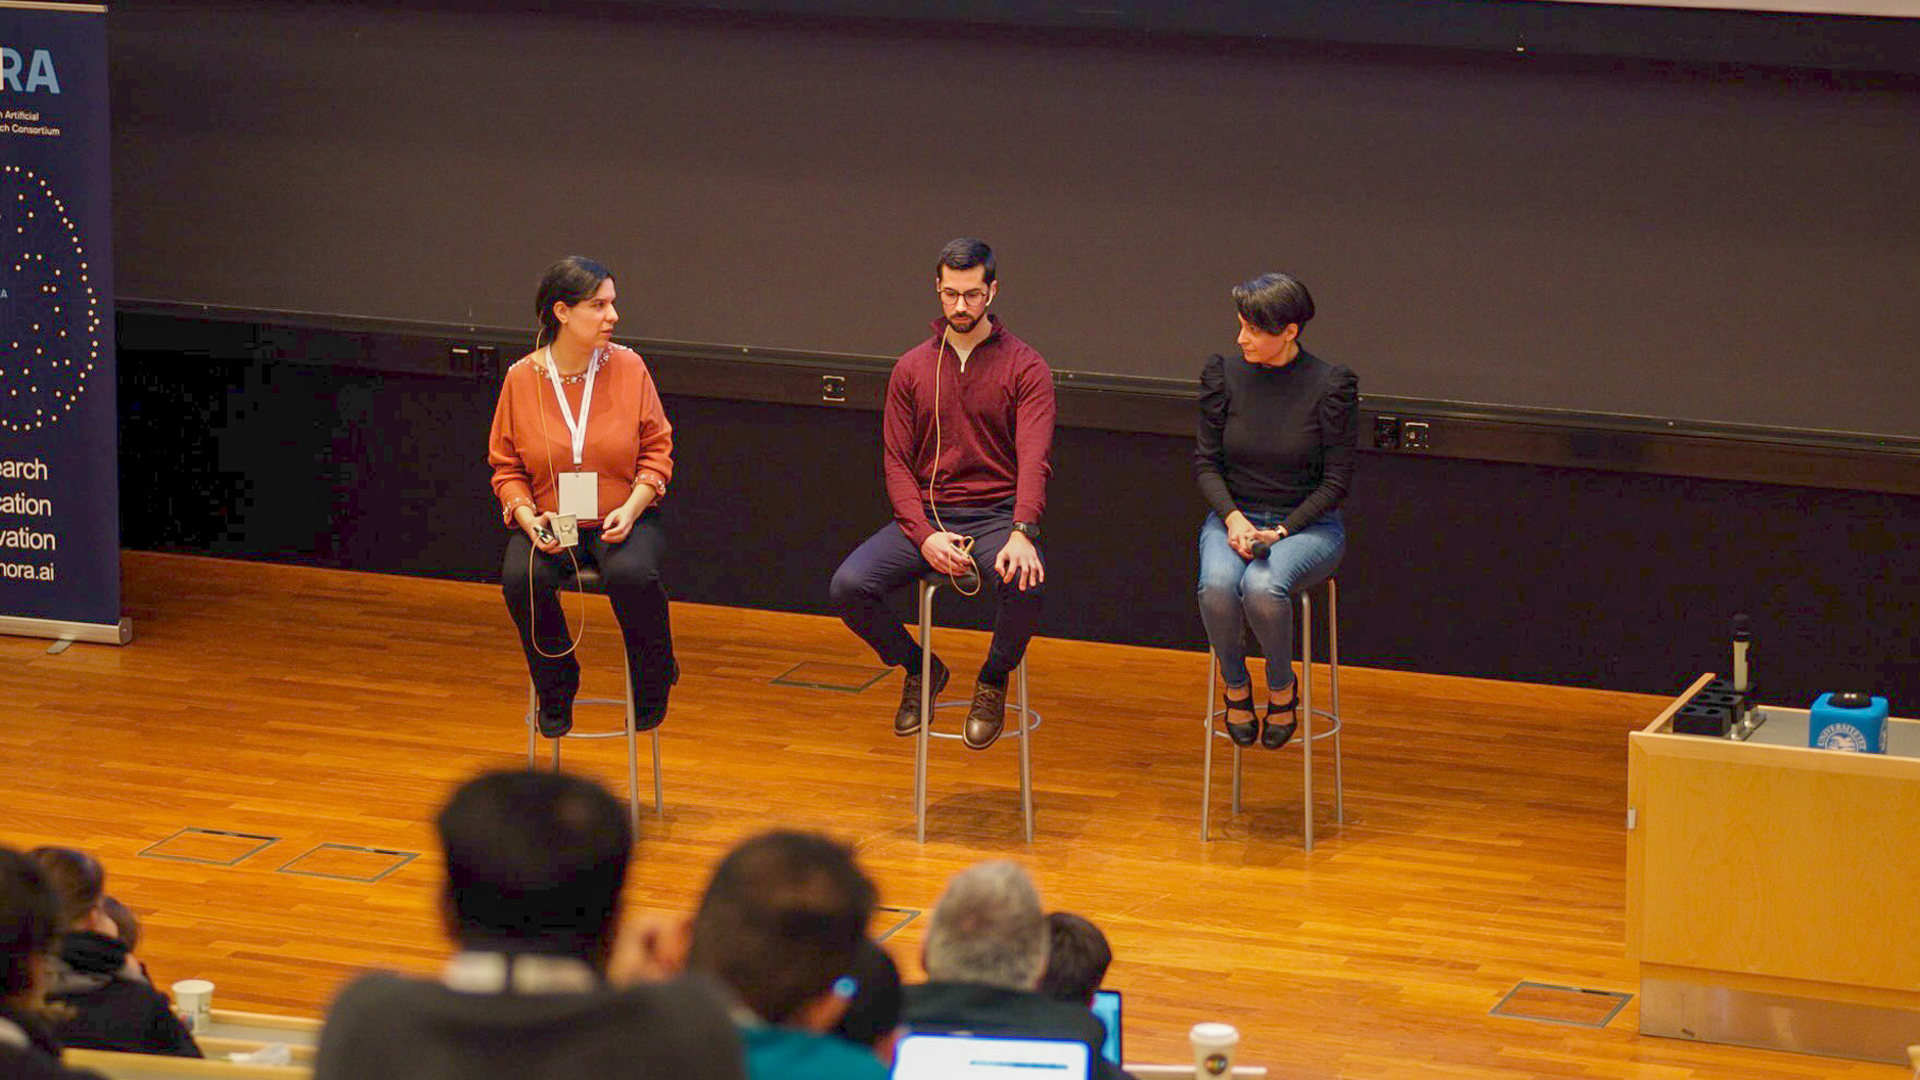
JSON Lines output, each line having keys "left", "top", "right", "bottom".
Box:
{"left": 1, "top": 847, "right": 109, "bottom": 1080}
{"left": 27, "top": 847, "right": 199, "bottom": 1059}
{"left": 906, "top": 862, "right": 1135, "bottom": 1080}
{"left": 688, "top": 831, "right": 888, "bottom": 1080}
{"left": 314, "top": 771, "right": 744, "bottom": 1080}
{"left": 44, "top": 930, "right": 198, "bottom": 1058}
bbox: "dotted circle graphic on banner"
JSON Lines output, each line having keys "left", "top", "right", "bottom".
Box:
{"left": 1, "top": 164, "right": 103, "bottom": 434}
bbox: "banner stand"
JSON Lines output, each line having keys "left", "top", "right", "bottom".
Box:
{"left": 0, "top": 613, "right": 131, "bottom": 647}
{"left": 2, "top": 1, "right": 128, "bottom": 644}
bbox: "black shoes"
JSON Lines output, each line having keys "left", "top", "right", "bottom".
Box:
{"left": 895, "top": 655, "right": 950, "bottom": 736}
{"left": 634, "top": 656, "right": 679, "bottom": 733}
{"left": 536, "top": 655, "right": 676, "bottom": 740}
{"left": 1261, "top": 688, "right": 1300, "bottom": 750}
{"left": 537, "top": 699, "right": 573, "bottom": 739}
{"left": 963, "top": 679, "right": 1008, "bottom": 750}
{"left": 1222, "top": 691, "right": 1259, "bottom": 748}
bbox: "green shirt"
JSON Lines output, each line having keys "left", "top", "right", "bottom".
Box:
{"left": 741, "top": 1025, "right": 887, "bottom": 1080}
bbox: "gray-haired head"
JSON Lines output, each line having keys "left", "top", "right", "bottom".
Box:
{"left": 923, "top": 860, "right": 1047, "bottom": 991}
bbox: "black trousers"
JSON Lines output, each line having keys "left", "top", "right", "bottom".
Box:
{"left": 500, "top": 514, "right": 674, "bottom": 710}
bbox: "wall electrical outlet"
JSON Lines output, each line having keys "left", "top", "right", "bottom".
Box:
{"left": 1402, "top": 419, "right": 1432, "bottom": 450}
{"left": 1373, "top": 414, "right": 1400, "bottom": 450}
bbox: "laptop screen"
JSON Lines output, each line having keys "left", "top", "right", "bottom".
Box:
{"left": 892, "top": 1034, "right": 1092, "bottom": 1079}
{"left": 1090, "top": 989, "right": 1122, "bottom": 1066}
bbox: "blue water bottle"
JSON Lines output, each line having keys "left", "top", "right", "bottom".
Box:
{"left": 1807, "top": 692, "right": 1887, "bottom": 753}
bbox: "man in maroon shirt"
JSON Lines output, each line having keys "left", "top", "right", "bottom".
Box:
{"left": 829, "top": 239, "right": 1055, "bottom": 749}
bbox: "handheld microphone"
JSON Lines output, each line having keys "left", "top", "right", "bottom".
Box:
{"left": 1249, "top": 539, "right": 1271, "bottom": 559}
{"left": 1730, "top": 613, "right": 1751, "bottom": 694}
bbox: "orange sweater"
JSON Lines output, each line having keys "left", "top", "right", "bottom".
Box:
{"left": 488, "top": 344, "right": 674, "bottom": 527}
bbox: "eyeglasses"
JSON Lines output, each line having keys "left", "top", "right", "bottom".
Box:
{"left": 938, "top": 287, "right": 990, "bottom": 307}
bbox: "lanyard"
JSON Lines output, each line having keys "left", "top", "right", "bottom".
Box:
{"left": 544, "top": 346, "right": 600, "bottom": 467}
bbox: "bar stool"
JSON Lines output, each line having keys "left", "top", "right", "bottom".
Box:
{"left": 1201, "top": 576, "right": 1344, "bottom": 849}
{"left": 913, "top": 571, "right": 1040, "bottom": 843}
{"left": 523, "top": 565, "right": 663, "bottom": 826}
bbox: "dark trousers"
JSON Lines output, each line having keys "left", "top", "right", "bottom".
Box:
{"left": 501, "top": 514, "right": 674, "bottom": 710}
{"left": 829, "top": 502, "right": 1045, "bottom": 684}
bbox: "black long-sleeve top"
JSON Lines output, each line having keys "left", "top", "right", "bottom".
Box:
{"left": 1194, "top": 348, "right": 1359, "bottom": 535}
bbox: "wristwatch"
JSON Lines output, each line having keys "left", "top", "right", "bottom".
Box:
{"left": 1011, "top": 521, "right": 1041, "bottom": 541}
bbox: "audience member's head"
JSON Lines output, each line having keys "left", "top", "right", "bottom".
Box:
{"left": 831, "top": 937, "right": 903, "bottom": 1057}
{"left": 100, "top": 897, "right": 140, "bottom": 952}
{"left": 435, "top": 770, "right": 632, "bottom": 968}
{"left": 688, "top": 830, "right": 875, "bottom": 1031}
{"left": 1, "top": 846, "right": 61, "bottom": 1008}
{"left": 923, "top": 860, "right": 1047, "bottom": 991}
{"left": 1038, "top": 912, "right": 1112, "bottom": 1005}
{"left": 25, "top": 846, "right": 108, "bottom": 935}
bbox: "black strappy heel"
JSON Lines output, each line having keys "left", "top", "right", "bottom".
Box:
{"left": 1261, "top": 686, "right": 1300, "bottom": 750}
{"left": 1222, "top": 690, "right": 1260, "bottom": 748}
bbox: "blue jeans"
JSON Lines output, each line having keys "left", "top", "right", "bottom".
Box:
{"left": 1196, "top": 510, "right": 1345, "bottom": 693}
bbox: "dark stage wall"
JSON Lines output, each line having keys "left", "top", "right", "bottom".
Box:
{"left": 120, "top": 348, "right": 1920, "bottom": 709}
{"left": 109, "top": 0, "right": 1920, "bottom": 437}
{"left": 106, "top": 1, "right": 1920, "bottom": 710}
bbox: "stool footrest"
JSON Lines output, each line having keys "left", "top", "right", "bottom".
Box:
{"left": 1201, "top": 577, "right": 1346, "bottom": 849}
{"left": 914, "top": 578, "right": 1039, "bottom": 844}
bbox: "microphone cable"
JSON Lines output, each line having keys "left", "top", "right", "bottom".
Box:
{"left": 524, "top": 323, "right": 587, "bottom": 660}
{"left": 926, "top": 323, "right": 980, "bottom": 596}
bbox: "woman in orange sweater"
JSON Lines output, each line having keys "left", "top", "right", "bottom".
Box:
{"left": 489, "top": 256, "right": 676, "bottom": 738}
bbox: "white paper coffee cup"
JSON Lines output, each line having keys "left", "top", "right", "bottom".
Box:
{"left": 1189, "top": 1021, "right": 1240, "bottom": 1078}
{"left": 171, "top": 979, "right": 214, "bottom": 1021}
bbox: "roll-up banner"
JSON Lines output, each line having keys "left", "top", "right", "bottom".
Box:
{"left": 0, "top": 1, "right": 127, "bottom": 646}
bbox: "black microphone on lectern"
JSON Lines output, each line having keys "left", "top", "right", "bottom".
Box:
{"left": 1730, "top": 613, "right": 1752, "bottom": 695}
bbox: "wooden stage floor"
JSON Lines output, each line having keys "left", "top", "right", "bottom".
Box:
{"left": 0, "top": 553, "right": 1896, "bottom": 1078}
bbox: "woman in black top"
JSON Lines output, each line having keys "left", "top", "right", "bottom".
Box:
{"left": 1195, "top": 273, "right": 1359, "bottom": 749}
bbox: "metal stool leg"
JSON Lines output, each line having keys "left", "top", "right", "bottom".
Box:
{"left": 611, "top": 656, "right": 662, "bottom": 818}
{"left": 1018, "top": 660, "right": 1033, "bottom": 843}
{"left": 1231, "top": 647, "right": 1244, "bottom": 813}
{"left": 651, "top": 730, "right": 663, "bottom": 814}
{"left": 1302, "top": 589, "right": 1315, "bottom": 852}
{"left": 1231, "top": 718, "right": 1244, "bottom": 813}
{"left": 524, "top": 677, "right": 563, "bottom": 772}
{"left": 621, "top": 653, "right": 640, "bottom": 827}
{"left": 1202, "top": 651, "right": 1216, "bottom": 841}
{"left": 527, "top": 681, "right": 538, "bottom": 768}
{"left": 1329, "top": 578, "right": 1344, "bottom": 824}
{"left": 915, "top": 580, "right": 934, "bottom": 844}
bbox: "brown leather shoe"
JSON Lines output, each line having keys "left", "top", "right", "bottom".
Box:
{"left": 963, "top": 679, "right": 1008, "bottom": 750}
{"left": 894, "top": 655, "right": 949, "bottom": 736}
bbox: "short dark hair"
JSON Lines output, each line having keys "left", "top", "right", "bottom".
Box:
{"left": 436, "top": 771, "right": 632, "bottom": 964}
{"left": 27, "top": 846, "right": 104, "bottom": 929}
{"left": 1, "top": 846, "right": 61, "bottom": 1001}
{"left": 1038, "top": 912, "right": 1112, "bottom": 1004}
{"left": 534, "top": 255, "right": 614, "bottom": 349}
{"left": 1232, "top": 272, "right": 1314, "bottom": 336}
{"left": 101, "top": 897, "right": 141, "bottom": 953}
{"left": 689, "top": 831, "right": 876, "bottom": 1025}
{"left": 831, "top": 938, "right": 903, "bottom": 1049}
{"left": 936, "top": 238, "right": 995, "bottom": 285}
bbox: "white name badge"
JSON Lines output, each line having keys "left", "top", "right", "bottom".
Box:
{"left": 558, "top": 471, "right": 599, "bottom": 521}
